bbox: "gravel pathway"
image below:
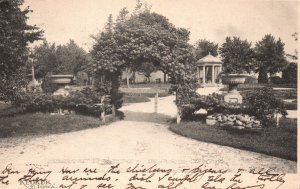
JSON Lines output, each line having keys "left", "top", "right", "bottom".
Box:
{"left": 0, "top": 96, "right": 297, "bottom": 189}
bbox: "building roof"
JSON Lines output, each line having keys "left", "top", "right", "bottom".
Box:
{"left": 196, "top": 53, "right": 222, "bottom": 64}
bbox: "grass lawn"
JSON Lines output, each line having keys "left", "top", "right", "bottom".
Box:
{"left": 0, "top": 113, "right": 112, "bottom": 138}
{"left": 170, "top": 118, "right": 297, "bottom": 161}
{"left": 123, "top": 95, "right": 150, "bottom": 103}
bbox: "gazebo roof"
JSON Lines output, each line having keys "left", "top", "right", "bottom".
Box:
{"left": 197, "top": 53, "right": 222, "bottom": 64}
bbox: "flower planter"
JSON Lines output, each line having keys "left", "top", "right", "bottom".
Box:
{"left": 48, "top": 75, "right": 74, "bottom": 84}
{"left": 222, "top": 74, "right": 248, "bottom": 103}
{"left": 48, "top": 75, "right": 74, "bottom": 96}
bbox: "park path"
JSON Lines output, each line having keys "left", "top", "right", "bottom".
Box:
{"left": 0, "top": 96, "right": 297, "bottom": 174}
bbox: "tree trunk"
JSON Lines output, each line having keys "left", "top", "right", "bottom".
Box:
{"left": 163, "top": 72, "right": 166, "bottom": 83}
{"left": 126, "top": 68, "right": 130, "bottom": 88}
{"left": 110, "top": 71, "right": 120, "bottom": 117}
{"left": 258, "top": 69, "right": 269, "bottom": 83}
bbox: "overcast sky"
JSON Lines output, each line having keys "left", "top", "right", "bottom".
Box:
{"left": 24, "top": 0, "right": 299, "bottom": 54}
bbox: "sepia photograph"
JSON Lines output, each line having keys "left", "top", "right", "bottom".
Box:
{"left": 0, "top": 0, "right": 299, "bottom": 188}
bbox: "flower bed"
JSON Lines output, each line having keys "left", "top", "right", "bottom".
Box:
{"left": 179, "top": 87, "right": 287, "bottom": 128}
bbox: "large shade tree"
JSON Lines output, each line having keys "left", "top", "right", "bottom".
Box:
{"left": 254, "top": 34, "right": 287, "bottom": 83}
{"left": 91, "top": 4, "right": 197, "bottom": 116}
{"left": 219, "top": 36, "right": 254, "bottom": 74}
{"left": 0, "top": 0, "right": 42, "bottom": 102}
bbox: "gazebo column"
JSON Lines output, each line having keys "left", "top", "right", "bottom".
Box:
{"left": 212, "top": 65, "right": 215, "bottom": 84}
{"left": 203, "top": 65, "right": 206, "bottom": 84}
{"left": 197, "top": 67, "right": 200, "bottom": 83}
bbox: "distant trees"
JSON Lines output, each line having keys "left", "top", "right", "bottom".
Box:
{"left": 194, "top": 39, "right": 218, "bottom": 60}
{"left": 254, "top": 34, "right": 287, "bottom": 83}
{"left": 32, "top": 39, "right": 89, "bottom": 79}
{"left": 217, "top": 34, "right": 290, "bottom": 84}
{"left": 0, "top": 0, "right": 43, "bottom": 102}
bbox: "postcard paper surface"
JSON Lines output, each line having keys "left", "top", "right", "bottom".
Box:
{"left": 0, "top": 0, "right": 299, "bottom": 188}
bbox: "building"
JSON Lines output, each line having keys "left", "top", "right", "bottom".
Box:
{"left": 121, "top": 70, "right": 168, "bottom": 84}
{"left": 196, "top": 53, "right": 223, "bottom": 86}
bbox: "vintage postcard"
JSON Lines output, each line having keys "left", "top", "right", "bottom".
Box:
{"left": 0, "top": 0, "right": 299, "bottom": 188}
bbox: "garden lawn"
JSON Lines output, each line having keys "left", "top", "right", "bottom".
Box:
{"left": 170, "top": 118, "right": 297, "bottom": 161}
{"left": 0, "top": 113, "right": 108, "bottom": 138}
{"left": 123, "top": 95, "right": 150, "bottom": 103}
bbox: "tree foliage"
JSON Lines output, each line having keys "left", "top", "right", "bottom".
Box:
{"left": 194, "top": 39, "right": 218, "bottom": 60}
{"left": 136, "top": 61, "right": 157, "bottom": 82}
{"left": 219, "top": 36, "right": 254, "bottom": 74}
{"left": 254, "top": 34, "right": 287, "bottom": 83}
{"left": 282, "top": 63, "right": 297, "bottom": 84}
{"left": 0, "top": 0, "right": 43, "bottom": 102}
{"left": 32, "top": 39, "right": 89, "bottom": 78}
{"left": 91, "top": 3, "right": 197, "bottom": 115}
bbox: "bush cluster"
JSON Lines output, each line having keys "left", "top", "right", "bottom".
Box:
{"left": 18, "top": 87, "right": 112, "bottom": 117}
{"left": 180, "top": 87, "right": 287, "bottom": 127}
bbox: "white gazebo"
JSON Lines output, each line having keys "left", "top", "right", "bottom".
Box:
{"left": 196, "top": 53, "right": 223, "bottom": 86}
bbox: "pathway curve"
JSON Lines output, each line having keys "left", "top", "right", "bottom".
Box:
{"left": 0, "top": 96, "right": 297, "bottom": 189}
{"left": 0, "top": 96, "right": 296, "bottom": 172}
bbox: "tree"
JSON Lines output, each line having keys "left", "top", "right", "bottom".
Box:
{"left": 56, "top": 39, "right": 89, "bottom": 74}
{"left": 194, "top": 39, "right": 218, "bottom": 60}
{"left": 286, "top": 32, "right": 298, "bottom": 61}
{"left": 282, "top": 33, "right": 298, "bottom": 85}
{"left": 32, "top": 41, "right": 58, "bottom": 78}
{"left": 254, "top": 34, "right": 287, "bottom": 83}
{"left": 282, "top": 63, "right": 297, "bottom": 84}
{"left": 91, "top": 14, "right": 123, "bottom": 116}
{"left": 219, "top": 37, "right": 254, "bottom": 74}
{"left": 91, "top": 3, "right": 196, "bottom": 117}
{"left": 0, "top": 0, "right": 43, "bottom": 102}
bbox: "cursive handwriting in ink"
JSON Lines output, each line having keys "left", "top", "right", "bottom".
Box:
{"left": 249, "top": 168, "right": 285, "bottom": 188}
{"left": 60, "top": 167, "right": 80, "bottom": 174}
{"left": 59, "top": 181, "right": 77, "bottom": 189}
{"left": 129, "top": 173, "right": 155, "bottom": 183}
{"left": 1, "top": 163, "right": 20, "bottom": 175}
{"left": 97, "top": 182, "right": 114, "bottom": 188}
{"left": 18, "top": 168, "right": 52, "bottom": 183}
{"left": 226, "top": 183, "right": 265, "bottom": 189}
{"left": 127, "top": 164, "right": 172, "bottom": 175}
{"left": 0, "top": 175, "right": 9, "bottom": 185}
{"left": 125, "top": 183, "right": 146, "bottom": 189}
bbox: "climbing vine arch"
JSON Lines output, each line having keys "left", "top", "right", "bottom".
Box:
{"left": 91, "top": 8, "right": 198, "bottom": 116}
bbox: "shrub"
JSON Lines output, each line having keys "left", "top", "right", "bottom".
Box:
{"left": 245, "top": 87, "right": 287, "bottom": 127}
{"left": 180, "top": 87, "right": 287, "bottom": 127}
{"left": 19, "top": 87, "right": 113, "bottom": 117}
{"left": 25, "top": 92, "right": 55, "bottom": 113}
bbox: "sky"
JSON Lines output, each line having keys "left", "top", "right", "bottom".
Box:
{"left": 24, "top": 0, "right": 299, "bottom": 55}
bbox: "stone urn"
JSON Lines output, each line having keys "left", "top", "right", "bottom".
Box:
{"left": 221, "top": 74, "right": 248, "bottom": 103}
{"left": 48, "top": 75, "right": 74, "bottom": 96}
